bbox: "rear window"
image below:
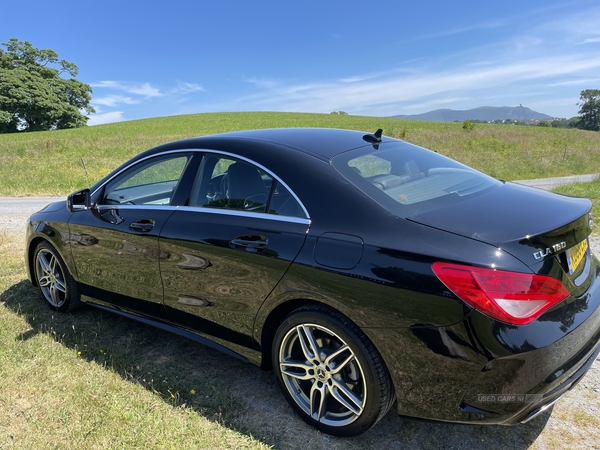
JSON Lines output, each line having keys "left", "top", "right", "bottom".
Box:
{"left": 332, "top": 141, "right": 500, "bottom": 216}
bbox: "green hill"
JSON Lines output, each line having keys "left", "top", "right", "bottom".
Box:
{"left": 0, "top": 111, "right": 599, "bottom": 196}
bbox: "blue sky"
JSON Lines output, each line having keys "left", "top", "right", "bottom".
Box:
{"left": 4, "top": 0, "right": 600, "bottom": 125}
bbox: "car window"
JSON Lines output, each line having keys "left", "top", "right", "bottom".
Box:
{"left": 190, "top": 153, "right": 307, "bottom": 218}
{"left": 100, "top": 154, "right": 189, "bottom": 206}
{"left": 333, "top": 142, "right": 501, "bottom": 216}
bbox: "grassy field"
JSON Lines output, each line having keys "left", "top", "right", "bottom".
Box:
{"left": 1, "top": 112, "right": 600, "bottom": 448}
{"left": 554, "top": 178, "right": 600, "bottom": 224}
{"left": 1, "top": 111, "right": 600, "bottom": 196}
{"left": 1, "top": 232, "right": 599, "bottom": 449}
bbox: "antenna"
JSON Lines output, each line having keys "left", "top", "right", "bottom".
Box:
{"left": 363, "top": 129, "right": 383, "bottom": 144}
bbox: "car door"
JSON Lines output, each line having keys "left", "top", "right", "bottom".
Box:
{"left": 68, "top": 151, "right": 196, "bottom": 318}
{"left": 158, "top": 152, "right": 310, "bottom": 347}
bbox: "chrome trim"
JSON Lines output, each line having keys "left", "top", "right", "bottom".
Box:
{"left": 90, "top": 149, "right": 193, "bottom": 198}
{"left": 96, "top": 204, "right": 177, "bottom": 212}
{"left": 95, "top": 204, "right": 312, "bottom": 226}
{"left": 178, "top": 205, "right": 311, "bottom": 225}
{"left": 520, "top": 391, "right": 568, "bottom": 424}
{"left": 203, "top": 149, "right": 311, "bottom": 220}
{"left": 90, "top": 148, "right": 311, "bottom": 219}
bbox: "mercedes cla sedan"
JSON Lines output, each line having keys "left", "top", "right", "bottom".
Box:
{"left": 26, "top": 128, "right": 600, "bottom": 436}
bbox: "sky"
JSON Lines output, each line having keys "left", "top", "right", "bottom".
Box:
{"left": 3, "top": 0, "right": 600, "bottom": 125}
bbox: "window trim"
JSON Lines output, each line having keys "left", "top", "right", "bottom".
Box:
{"left": 92, "top": 149, "right": 310, "bottom": 219}
{"left": 94, "top": 204, "right": 311, "bottom": 225}
{"left": 91, "top": 150, "right": 194, "bottom": 204}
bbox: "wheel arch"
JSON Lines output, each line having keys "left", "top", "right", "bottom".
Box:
{"left": 264, "top": 297, "right": 396, "bottom": 436}
{"left": 27, "top": 232, "right": 74, "bottom": 287}
{"left": 259, "top": 298, "right": 322, "bottom": 370}
{"left": 258, "top": 297, "right": 383, "bottom": 372}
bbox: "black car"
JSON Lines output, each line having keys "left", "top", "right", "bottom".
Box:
{"left": 26, "top": 128, "right": 600, "bottom": 436}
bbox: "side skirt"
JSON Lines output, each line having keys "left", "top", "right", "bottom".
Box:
{"left": 85, "top": 301, "right": 252, "bottom": 363}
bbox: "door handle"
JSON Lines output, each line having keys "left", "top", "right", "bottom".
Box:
{"left": 230, "top": 235, "right": 268, "bottom": 252}
{"left": 130, "top": 219, "right": 155, "bottom": 232}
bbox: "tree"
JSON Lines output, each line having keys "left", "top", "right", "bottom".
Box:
{"left": 0, "top": 38, "right": 94, "bottom": 133}
{"left": 576, "top": 89, "right": 600, "bottom": 132}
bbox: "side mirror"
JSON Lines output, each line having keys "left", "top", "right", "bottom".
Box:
{"left": 67, "top": 188, "right": 91, "bottom": 212}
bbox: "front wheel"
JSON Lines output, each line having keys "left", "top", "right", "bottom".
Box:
{"left": 33, "top": 241, "right": 81, "bottom": 313}
{"left": 272, "top": 306, "right": 394, "bottom": 436}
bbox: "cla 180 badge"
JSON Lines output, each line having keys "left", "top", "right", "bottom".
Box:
{"left": 533, "top": 241, "right": 566, "bottom": 260}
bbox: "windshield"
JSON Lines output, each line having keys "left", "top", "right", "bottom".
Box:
{"left": 332, "top": 141, "right": 501, "bottom": 217}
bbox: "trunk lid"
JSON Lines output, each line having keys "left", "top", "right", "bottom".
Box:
{"left": 407, "top": 182, "right": 592, "bottom": 269}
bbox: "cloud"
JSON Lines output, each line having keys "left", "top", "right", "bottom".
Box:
{"left": 210, "top": 51, "right": 600, "bottom": 116}
{"left": 128, "top": 83, "right": 162, "bottom": 97}
{"left": 91, "top": 80, "right": 204, "bottom": 104}
{"left": 88, "top": 111, "right": 126, "bottom": 126}
{"left": 199, "top": 4, "right": 600, "bottom": 119}
{"left": 242, "top": 76, "right": 279, "bottom": 89}
{"left": 91, "top": 81, "right": 163, "bottom": 97}
{"left": 172, "top": 82, "right": 205, "bottom": 94}
{"left": 196, "top": 4, "right": 599, "bottom": 119}
{"left": 339, "top": 71, "right": 388, "bottom": 84}
{"left": 93, "top": 95, "right": 138, "bottom": 107}
{"left": 408, "top": 19, "right": 505, "bottom": 42}
{"left": 546, "top": 78, "right": 600, "bottom": 87}
{"left": 85, "top": 4, "right": 600, "bottom": 123}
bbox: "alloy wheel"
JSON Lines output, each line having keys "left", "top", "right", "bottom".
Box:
{"left": 278, "top": 322, "right": 366, "bottom": 427}
{"left": 35, "top": 248, "right": 67, "bottom": 308}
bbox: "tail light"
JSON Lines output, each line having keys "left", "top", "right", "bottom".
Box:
{"left": 432, "top": 262, "right": 570, "bottom": 325}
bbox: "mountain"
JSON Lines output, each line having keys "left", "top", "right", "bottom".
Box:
{"left": 391, "top": 106, "right": 554, "bottom": 122}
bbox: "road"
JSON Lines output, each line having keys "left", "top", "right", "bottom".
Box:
{"left": 0, "top": 197, "right": 64, "bottom": 215}
{"left": 0, "top": 196, "right": 63, "bottom": 236}
{"left": 513, "top": 173, "right": 600, "bottom": 190}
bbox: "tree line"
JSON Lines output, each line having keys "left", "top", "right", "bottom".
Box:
{"left": 536, "top": 90, "right": 600, "bottom": 130}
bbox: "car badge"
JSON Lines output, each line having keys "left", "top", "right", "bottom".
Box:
{"left": 533, "top": 241, "right": 566, "bottom": 260}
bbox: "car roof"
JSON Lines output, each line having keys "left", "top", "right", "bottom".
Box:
{"left": 89, "top": 127, "right": 390, "bottom": 194}
{"left": 189, "top": 127, "right": 388, "bottom": 161}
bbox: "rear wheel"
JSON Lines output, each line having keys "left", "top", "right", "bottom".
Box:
{"left": 33, "top": 241, "right": 80, "bottom": 313}
{"left": 272, "top": 306, "right": 394, "bottom": 436}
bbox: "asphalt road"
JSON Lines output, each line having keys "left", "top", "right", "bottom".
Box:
{"left": 513, "top": 173, "right": 600, "bottom": 190}
{"left": 0, "top": 196, "right": 63, "bottom": 236}
{"left": 0, "top": 197, "right": 64, "bottom": 215}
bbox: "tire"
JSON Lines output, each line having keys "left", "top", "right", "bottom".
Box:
{"left": 272, "top": 306, "right": 394, "bottom": 436}
{"left": 33, "top": 241, "right": 81, "bottom": 313}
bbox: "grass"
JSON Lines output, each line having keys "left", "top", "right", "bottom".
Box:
{"left": 1, "top": 112, "right": 600, "bottom": 448}
{"left": 1, "top": 112, "right": 600, "bottom": 196}
{"left": 0, "top": 235, "right": 272, "bottom": 450}
{"left": 1, "top": 232, "right": 600, "bottom": 448}
{"left": 553, "top": 178, "right": 600, "bottom": 224}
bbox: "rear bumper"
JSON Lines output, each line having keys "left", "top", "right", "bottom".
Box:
{"left": 366, "top": 255, "right": 600, "bottom": 424}
{"left": 459, "top": 326, "right": 600, "bottom": 424}
{"left": 519, "top": 340, "right": 599, "bottom": 424}
{"left": 457, "top": 253, "right": 600, "bottom": 424}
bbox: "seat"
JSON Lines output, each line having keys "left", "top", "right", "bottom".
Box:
{"left": 226, "top": 162, "right": 268, "bottom": 211}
